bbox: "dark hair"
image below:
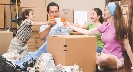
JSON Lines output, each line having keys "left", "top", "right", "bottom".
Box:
{"left": 113, "top": 3, "right": 127, "bottom": 40}
{"left": 47, "top": 2, "right": 59, "bottom": 13}
{"left": 21, "top": 9, "right": 33, "bottom": 21}
{"left": 128, "top": 0, "right": 133, "bottom": 31}
{"left": 92, "top": 8, "right": 104, "bottom": 23}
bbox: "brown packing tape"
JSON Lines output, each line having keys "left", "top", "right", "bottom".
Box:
{"left": 64, "top": 45, "right": 67, "bottom": 47}
{"left": 64, "top": 50, "right": 67, "bottom": 51}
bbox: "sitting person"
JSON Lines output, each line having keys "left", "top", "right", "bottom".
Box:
{"left": 8, "top": 9, "right": 49, "bottom": 56}
{"left": 0, "top": 2, "right": 72, "bottom": 72}
{"left": 70, "top": 8, "right": 104, "bottom": 53}
{"left": 65, "top": 2, "right": 133, "bottom": 71}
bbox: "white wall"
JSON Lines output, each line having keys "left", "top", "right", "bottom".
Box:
{"left": 46, "top": 0, "right": 105, "bottom": 23}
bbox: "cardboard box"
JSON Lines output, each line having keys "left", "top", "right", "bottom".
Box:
{"left": 27, "top": 32, "right": 44, "bottom": 49}
{"left": 4, "top": 5, "right": 21, "bottom": 28}
{"left": 32, "top": 26, "right": 41, "bottom": 32}
{"left": 0, "top": 31, "right": 13, "bottom": 54}
{"left": 0, "top": 0, "right": 10, "bottom": 4}
{"left": 22, "top": 7, "right": 47, "bottom": 31}
{"left": 0, "top": 5, "right": 4, "bottom": 28}
{"left": 20, "top": 0, "right": 46, "bottom": 8}
{"left": 59, "top": 9, "right": 74, "bottom": 23}
{"left": 47, "top": 35, "right": 97, "bottom": 72}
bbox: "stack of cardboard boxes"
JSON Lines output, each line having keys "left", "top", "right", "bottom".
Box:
{"left": 0, "top": 0, "right": 21, "bottom": 29}
{"left": 47, "top": 35, "right": 97, "bottom": 72}
{"left": 0, "top": 0, "right": 16, "bottom": 54}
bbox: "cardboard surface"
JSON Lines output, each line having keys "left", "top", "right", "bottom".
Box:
{"left": 27, "top": 32, "right": 44, "bottom": 49}
{"left": 20, "top": 0, "right": 46, "bottom": 8}
{"left": 31, "top": 26, "right": 41, "bottom": 32}
{"left": 0, "top": 5, "right": 4, "bottom": 28}
{"left": 47, "top": 35, "right": 97, "bottom": 72}
{"left": 0, "top": 31, "right": 13, "bottom": 54}
{"left": 0, "top": 0, "right": 10, "bottom": 4}
{"left": 59, "top": 9, "right": 74, "bottom": 23}
{"left": 4, "top": 5, "right": 22, "bottom": 28}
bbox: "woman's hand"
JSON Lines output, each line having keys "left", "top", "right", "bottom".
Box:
{"left": 63, "top": 21, "right": 71, "bottom": 28}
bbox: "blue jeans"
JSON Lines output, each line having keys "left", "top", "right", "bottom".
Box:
{"left": 97, "top": 47, "right": 103, "bottom": 53}
{"left": 15, "top": 42, "right": 47, "bottom": 69}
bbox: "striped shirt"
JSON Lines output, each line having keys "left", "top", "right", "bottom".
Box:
{"left": 15, "top": 19, "right": 32, "bottom": 42}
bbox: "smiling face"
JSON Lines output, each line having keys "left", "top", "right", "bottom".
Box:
{"left": 48, "top": 6, "right": 59, "bottom": 18}
{"left": 90, "top": 10, "right": 100, "bottom": 22}
{"left": 103, "top": 6, "right": 112, "bottom": 19}
{"left": 26, "top": 10, "right": 35, "bottom": 21}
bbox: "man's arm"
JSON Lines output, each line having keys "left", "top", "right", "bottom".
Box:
{"left": 39, "top": 25, "right": 52, "bottom": 40}
{"left": 39, "top": 18, "right": 55, "bottom": 40}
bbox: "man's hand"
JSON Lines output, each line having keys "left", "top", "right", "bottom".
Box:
{"left": 47, "top": 19, "right": 56, "bottom": 28}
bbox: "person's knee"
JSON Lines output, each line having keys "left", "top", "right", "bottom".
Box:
{"left": 96, "top": 54, "right": 109, "bottom": 65}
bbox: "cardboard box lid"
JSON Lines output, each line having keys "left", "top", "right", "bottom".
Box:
{"left": 49, "top": 35, "right": 96, "bottom": 38}
{"left": 0, "top": 31, "right": 13, "bottom": 33}
{"left": 47, "top": 35, "right": 97, "bottom": 72}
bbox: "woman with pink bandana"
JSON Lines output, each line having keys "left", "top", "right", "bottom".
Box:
{"left": 65, "top": 2, "right": 133, "bottom": 71}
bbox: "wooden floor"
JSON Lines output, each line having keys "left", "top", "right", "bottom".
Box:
{"left": 96, "top": 57, "right": 132, "bottom": 72}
